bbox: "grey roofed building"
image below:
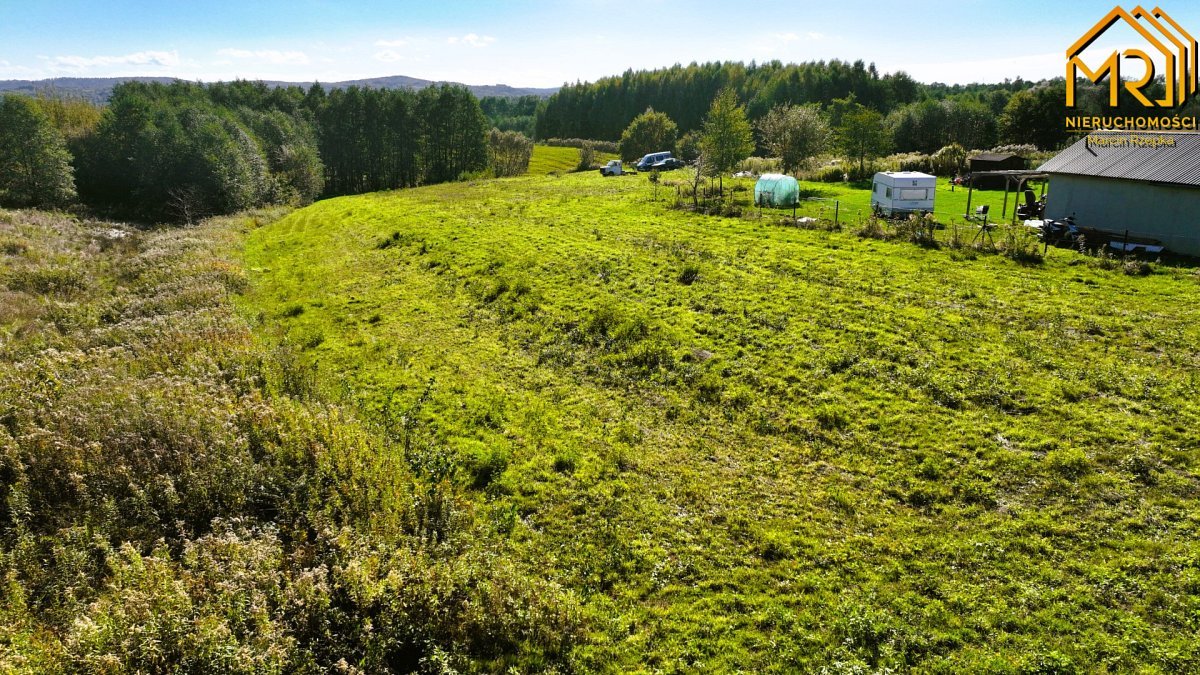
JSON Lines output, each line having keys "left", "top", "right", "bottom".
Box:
{"left": 1038, "top": 131, "right": 1200, "bottom": 256}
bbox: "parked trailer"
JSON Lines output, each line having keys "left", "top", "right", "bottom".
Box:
{"left": 871, "top": 171, "right": 936, "bottom": 217}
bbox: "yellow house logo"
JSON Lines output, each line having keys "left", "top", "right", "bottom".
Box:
{"left": 1067, "top": 6, "right": 1197, "bottom": 108}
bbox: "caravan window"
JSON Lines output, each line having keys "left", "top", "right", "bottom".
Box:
{"left": 885, "top": 187, "right": 892, "bottom": 198}
{"left": 899, "top": 188, "right": 928, "bottom": 200}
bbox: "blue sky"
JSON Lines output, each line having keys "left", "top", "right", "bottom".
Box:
{"left": 1, "top": 1, "right": 1197, "bottom": 87}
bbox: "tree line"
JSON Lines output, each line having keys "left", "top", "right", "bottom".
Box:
{"left": 479, "top": 95, "right": 541, "bottom": 138}
{"left": 535, "top": 60, "right": 1200, "bottom": 155}
{"left": 0, "top": 80, "right": 491, "bottom": 221}
{"left": 537, "top": 60, "right": 917, "bottom": 143}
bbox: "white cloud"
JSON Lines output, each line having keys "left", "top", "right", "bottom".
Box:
{"left": 44, "top": 50, "right": 180, "bottom": 70}
{"left": 216, "top": 48, "right": 310, "bottom": 65}
{"left": 774, "top": 32, "right": 799, "bottom": 42}
{"left": 447, "top": 33, "right": 495, "bottom": 48}
{"left": 807, "top": 31, "right": 827, "bottom": 41}
{"left": 375, "top": 39, "right": 408, "bottom": 48}
{"left": 374, "top": 50, "right": 405, "bottom": 63}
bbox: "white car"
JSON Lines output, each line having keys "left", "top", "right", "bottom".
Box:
{"left": 599, "top": 160, "right": 623, "bottom": 176}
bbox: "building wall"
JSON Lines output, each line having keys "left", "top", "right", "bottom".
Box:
{"left": 1045, "top": 175, "right": 1200, "bottom": 256}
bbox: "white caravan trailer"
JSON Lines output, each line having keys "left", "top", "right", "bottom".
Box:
{"left": 871, "top": 171, "right": 936, "bottom": 216}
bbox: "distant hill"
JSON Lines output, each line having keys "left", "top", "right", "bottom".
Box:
{"left": 0, "top": 77, "right": 179, "bottom": 103}
{"left": 329, "top": 75, "right": 557, "bottom": 99}
{"left": 0, "top": 75, "right": 559, "bottom": 103}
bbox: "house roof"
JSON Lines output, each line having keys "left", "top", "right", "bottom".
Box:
{"left": 970, "top": 153, "right": 1022, "bottom": 162}
{"left": 1038, "top": 131, "right": 1200, "bottom": 187}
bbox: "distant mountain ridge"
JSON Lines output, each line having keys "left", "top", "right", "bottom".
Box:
{"left": 0, "top": 75, "right": 559, "bottom": 103}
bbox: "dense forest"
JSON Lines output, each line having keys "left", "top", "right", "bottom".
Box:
{"left": 479, "top": 95, "right": 541, "bottom": 138}
{"left": 535, "top": 60, "right": 1200, "bottom": 153}
{"left": 0, "top": 80, "right": 490, "bottom": 221}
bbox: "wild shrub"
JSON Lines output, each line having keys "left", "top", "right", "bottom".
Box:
{"left": 834, "top": 607, "right": 898, "bottom": 666}
{"left": 580, "top": 301, "right": 650, "bottom": 350}
{"left": 931, "top": 143, "right": 967, "bottom": 176}
{"left": 265, "top": 345, "right": 314, "bottom": 402}
{"left": 66, "top": 531, "right": 295, "bottom": 674}
{"left": 1085, "top": 245, "right": 1120, "bottom": 269}
{"left": 736, "top": 156, "right": 783, "bottom": 175}
{"left": 1045, "top": 447, "right": 1091, "bottom": 479}
{"left": 618, "top": 108, "right": 678, "bottom": 162}
{"left": 846, "top": 162, "right": 880, "bottom": 183}
{"left": 575, "top": 141, "right": 597, "bottom": 172}
{"left": 814, "top": 404, "right": 849, "bottom": 431}
{"left": 694, "top": 372, "right": 724, "bottom": 403}
{"left": 826, "top": 486, "right": 856, "bottom": 514}
{"left": 916, "top": 457, "right": 945, "bottom": 480}
{"left": 855, "top": 214, "right": 887, "bottom": 240}
{"left": 677, "top": 262, "right": 701, "bottom": 285}
{"left": 1121, "top": 452, "right": 1161, "bottom": 485}
{"left": 1001, "top": 224, "right": 1044, "bottom": 264}
{"left": 811, "top": 163, "right": 847, "bottom": 183}
{"left": 953, "top": 478, "right": 998, "bottom": 507}
{"left": 754, "top": 529, "right": 793, "bottom": 561}
{"left": 1019, "top": 650, "right": 1079, "bottom": 674}
{"left": 552, "top": 450, "right": 578, "bottom": 474}
{"left": 945, "top": 220, "right": 967, "bottom": 249}
{"left": 893, "top": 212, "right": 938, "bottom": 247}
{"left": 488, "top": 128, "right": 534, "bottom": 178}
{"left": 619, "top": 339, "right": 675, "bottom": 375}
{"left": 1123, "top": 258, "right": 1154, "bottom": 276}
{"left": 890, "top": 152, "right": 932, "bottom": 174}
{"left": 676, "top": 130, "right": 702, "bottom": 162}
{"left": 990, "top": 143, "right": 1039, "bottom": 156}
{"left": 0, "top": 237, "right": 28, "bottom": 255}
{"left": 540, "top": 137, "right": 619, "bottom": 154}
{"left": 6, "top": 264, "right": 88, "bottom": 295}
{"left": 457, "top": 440, "right": 510, "bottom": 489}
{"left": 375, "top": 230, "right": 408, "bottom": 249}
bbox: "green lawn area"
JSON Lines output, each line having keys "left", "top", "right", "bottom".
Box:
{"left": 659, "top": 174, "right": 1043, "bottom": 230}
{"left": 526, "top": 143, "right": 619, "bottom": 175}
{"left": 789, "top": 177, "right": 1043, "bottom": 225}
{"left": 241, "top": 170, "right": 1200, "bottom": 671}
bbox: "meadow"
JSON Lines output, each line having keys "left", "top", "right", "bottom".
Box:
{"left": 238, "top": 170, "right": 1200, "bottom": 671}
{"left": 526, "top": 144, "right": 619, "bottom": 176}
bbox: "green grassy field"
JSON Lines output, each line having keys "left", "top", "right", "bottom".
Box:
{"left": 241, "top": 171, "right": 1200, "bottom": 671}
{"left": 526, "top": 144, "right": 619, "bottom": 176}
{"left": 792, "top": 177, "right": 1040, "bottom": 225}
{"left": 663, "top": 174, "right": 1041, "bottom": 231}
